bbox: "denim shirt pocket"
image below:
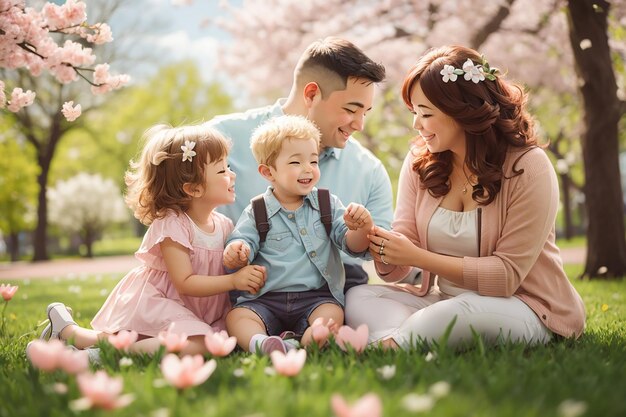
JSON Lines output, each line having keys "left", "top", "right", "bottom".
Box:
{"left": 312, "top": 219, "right": 329, "bottom": 240}
{"left": 264, "top": 231, "right": 293, "bottom": 251}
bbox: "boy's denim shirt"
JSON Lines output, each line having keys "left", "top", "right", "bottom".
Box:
{"left": 226, "top": 186, "right": 371, "bottom": 306}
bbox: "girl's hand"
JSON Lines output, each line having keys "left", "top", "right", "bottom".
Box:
{"left": 232, "top": 265, "right": 266, "bottom": 295}
{"left": 368, "top": 225, "right": 415, "bottom": 266}
{"left": 344, "top": 203, "right": 374, "bottom": 231}
{"left": 224, "top": 241, "right": 250, "bottom": 270}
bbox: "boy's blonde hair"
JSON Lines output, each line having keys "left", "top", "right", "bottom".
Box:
{"left": 250, "top": 115, "right": 321, "bottom": 167}
{"left": 125, "top": 124, "right": 231, "bottom": 225}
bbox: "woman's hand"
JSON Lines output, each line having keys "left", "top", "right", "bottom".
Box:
{"left": 368, "top": 225, "right": 417, "bottom": 266}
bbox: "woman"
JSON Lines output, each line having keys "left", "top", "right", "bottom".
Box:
{"left": 345, "top": 45, "right": 585, "bottom": 349}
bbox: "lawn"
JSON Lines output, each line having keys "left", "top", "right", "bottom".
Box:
{"left": 0, "top": 264, "right": 624, "bottom": 417}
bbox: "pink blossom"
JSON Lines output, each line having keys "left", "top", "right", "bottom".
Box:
{"left": 108, "top": 330, "right": 138, "bottom": 351}
{"left": 86, "top": 23, "right": 113, "bottom": 44}
{"left": 0, "top": 284, "right": 18, "bottom": 301}
{"left": 26, "top": 339, "right": 89, "bottom": 374}
{"left": 331, "top": 393, "right": 383, "bottom": 417}
{"left": 1, "top": 1, "right": 127, "bottom": 100}
{"left": 61, "top": 100, "right": 81, "bottom": 122}
{"left": 72, "top": 370, "right": 134, "bottom": 410}
{"left": 204, "top": 329, "right": 237, "bottom": 357}
{"left": 42, "top": 0, "right": 86, "bottom": 31}
{"left": 158, "top": 324, "right": 189, "bottom": 352}
{"left": 160, "top": 354, "right": 217, "bottom": 389}
{"left": 270, "top": 349, "right": 306, "bottom": 377}
{"left": 335, "top": 324, "right": 369, "bottom": 354}
{"left": 6, "top": 88, "right": 35, "bottom": 112}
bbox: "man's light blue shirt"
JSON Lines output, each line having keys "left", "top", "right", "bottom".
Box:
{"left": 207, "top": 99, "right": 393, "bottom": 268}
{"left": 226, "top": 187, "right": 370, "bottom": 306}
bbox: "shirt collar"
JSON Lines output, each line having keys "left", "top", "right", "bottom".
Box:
{"left": 320, "top": 146, "right": 342, "bottom": 161}
{"left": 273, "top": 98, "right": 343, "bottom": 162}
{"left": 263, "top": 186, "right": 320, "bottom": 217}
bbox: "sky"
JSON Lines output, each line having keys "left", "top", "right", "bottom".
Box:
{"left": 108, "top": 0, "right": 242, "bottom": 85}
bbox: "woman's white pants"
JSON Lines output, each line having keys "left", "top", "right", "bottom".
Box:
{"left": 345, "top": 284, "right": 552, "bottom": 349}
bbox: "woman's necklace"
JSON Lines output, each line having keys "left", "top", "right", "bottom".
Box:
{"left": 455, "top": 167, "right": 472, "bottom": 194}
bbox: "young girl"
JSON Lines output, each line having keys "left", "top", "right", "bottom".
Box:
{"left": 34, "top": 124, "right": 266, "bottom": 356}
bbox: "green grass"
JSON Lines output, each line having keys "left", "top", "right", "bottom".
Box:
{"left": 1, "top": 265, "right": 625, "bottom": 417}
{"left": 556, "top": 236, "right": 587, "bottom": 249}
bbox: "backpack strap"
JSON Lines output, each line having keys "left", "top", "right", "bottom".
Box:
{"left": 251, "top": 195, "right": 270, "bottom": 243}
{"left": 317, "top": 188, "right": 332, "bottom": 237}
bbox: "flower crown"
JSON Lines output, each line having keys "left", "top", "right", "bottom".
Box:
{"left": 181, "top": 140, "right": 196, "bottom": 162}
{"left": 440, "top": 56, "right": 498, "bottom": 84}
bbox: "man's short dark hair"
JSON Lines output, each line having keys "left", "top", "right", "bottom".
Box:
{"left": 298, "top": 37, "right": 386, "bottom": 88}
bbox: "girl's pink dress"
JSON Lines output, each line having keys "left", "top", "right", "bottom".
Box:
{"left": 91, "top": 211, "right": 233, "bottom": 337}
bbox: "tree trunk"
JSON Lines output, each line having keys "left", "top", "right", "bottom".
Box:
{"left": 9, "top": 232, "right": 19, "bottom": 262}
{"left": 32, "top": 118, "right": 62, "bottom": 261}
{"left": 559, "top": 173, "right": 574, "bottom": 240}
{"left": 567, "top": 0, "right": 626, "bottom": 278}
{"left": 82, "top": 227, "right": 95, "bottom": 258}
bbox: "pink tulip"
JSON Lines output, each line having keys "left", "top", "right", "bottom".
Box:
{"left": 204, "top": 330, "right": 237, "bottom": 357}
{"left": 27, "top": 339, "right": 68, "bottom": 372}
{"left": 72, "top": 370, "right": 134, "bottom": 410}
{"left": 27, "top": 339, "right": 90, "bottom": 374}
{"left": 158, "top": 324, "right": 189, "bottom": 352}
{"left": 335, "top": 324, "right": 369, "bottom": 353}
{"left": 108, "top": 330, "right": 138, "bottom": 350}
{"left": 270, "top": 349, "right": 306, "bottom": 377}
{"left": 331, "top": 393, "right": 382, "bottom": 417}
{"left": 311, "top": 317, "right": 331, "bottom": 344}
{"left": 160, "top": 353, "right": 217, "bottom": 389}
{"left": 0, "top": 284, "right": 18, "bottom": 301}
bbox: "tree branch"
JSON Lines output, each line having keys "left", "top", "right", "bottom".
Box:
{"left": 470, "top": 0, "right": 517, "bottom": 49}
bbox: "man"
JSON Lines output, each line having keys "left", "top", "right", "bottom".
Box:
{"left": 208, "top": 37, "right": 393, "bottom": 290}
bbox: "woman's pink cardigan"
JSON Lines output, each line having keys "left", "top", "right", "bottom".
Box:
{"left": 376, "top": 146, "right": 586, "bottom": 338}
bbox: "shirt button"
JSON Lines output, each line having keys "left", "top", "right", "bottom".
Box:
{"left": 542, "top": 314, "right": 547, "bottom": 320}
{"left": 310, "top": 251, "right": 317, "bottom": 258}
{"left": 300, "top": 228, "right": 307, "bottom": 236}
{"left": 288, "top": 214, "right": 294, "bottom": 219}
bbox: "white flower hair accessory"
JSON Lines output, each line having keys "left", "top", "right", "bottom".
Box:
{"left": 440, "top": 55, "right": 498, "bottom": 84}
{"left": 181, "top": 140, "right": 196, "bottom": 162}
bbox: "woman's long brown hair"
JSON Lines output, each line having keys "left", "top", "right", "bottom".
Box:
{"left": 401, "top": 45, "right": 538, "bottom": 205}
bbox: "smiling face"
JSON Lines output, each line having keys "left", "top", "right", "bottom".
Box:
{"left": 410, "top": 82, "right": 466, "bottom": 156}
{"left": 264, "top": 137, "right": 320, "bottom": 206}
{"left": 307, "top": 77, "right": 375, "bottom": 149}
{"left": 200, "top": 156, "right": 236, "bottom": 207}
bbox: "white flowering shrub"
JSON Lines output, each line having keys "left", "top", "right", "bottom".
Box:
{"left": 48, "top": 173, "right": 129, "bottom": 257}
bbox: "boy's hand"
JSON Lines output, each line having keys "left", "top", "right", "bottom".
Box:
{"left": 232, "top": 265, "right": 266, "bottom": 294}
{"left": 344, "top": 203, "right": 374, "bottom": 231}
{"left": 223, "top": 241, "right": 250, "bottom": 270}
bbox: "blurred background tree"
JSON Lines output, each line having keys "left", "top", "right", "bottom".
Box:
{"left": 47, "top": 173, "right": 128, "bottom": 258}
{"left": 0, "top": 135, "right": 38, "bottom": 261}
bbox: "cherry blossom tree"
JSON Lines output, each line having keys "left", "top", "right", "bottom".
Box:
{"left": 48, "top": 172, "right": 129, "bottom": 258}
{"left": 1, "top": 0, "right": 129, "bottom": 114}
{"left": 211, "top": 0, "right": 626, "bottom": 279}
{"left": 1, "top": 0, "right": 130, "bottom": 260}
